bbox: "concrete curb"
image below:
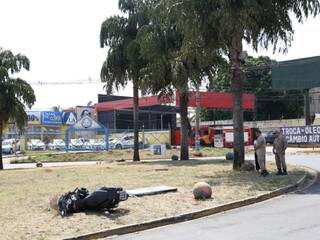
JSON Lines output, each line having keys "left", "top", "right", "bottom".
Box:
{"left": 63, "top": 168, "right": 314, "bottom": 240}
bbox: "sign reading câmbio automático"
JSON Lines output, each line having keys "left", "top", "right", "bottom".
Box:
{"left": 281, "top": 125, "right": 320, "bottom": 144}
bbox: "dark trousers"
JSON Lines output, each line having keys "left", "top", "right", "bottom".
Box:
{"left": 255, "top": 153, "right": 260, "bottom": 171}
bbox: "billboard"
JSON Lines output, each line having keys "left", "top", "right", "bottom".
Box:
{"left": 281, "top": 125, "right": 320, "bottom": 144}
{"left": 72, "top": 116, "right": 102, "bottom": 130}
{"left": 41, "top": 111, "right": 63, "bottom": 125}
{"left": 75, "top": 106, "right": 96, "bottom": 120}
{"left": 27, "top": 111, "right": 41, "bottom": 125}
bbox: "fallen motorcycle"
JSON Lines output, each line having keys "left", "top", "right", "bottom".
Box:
{"left": 57, "top": 187, "right": 128, "bottom": 217}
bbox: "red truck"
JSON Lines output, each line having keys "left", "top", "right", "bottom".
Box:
{"left": 171, "top": 126, "right": 257, "bottom": 148}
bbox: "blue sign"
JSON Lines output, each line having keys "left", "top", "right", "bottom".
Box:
{"left": 41, "top": 111, "right": 63, "bottom": 125}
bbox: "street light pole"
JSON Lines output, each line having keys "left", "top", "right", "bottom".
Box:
{"left": 195, "top": 85, "right": 200, "bottom": 153}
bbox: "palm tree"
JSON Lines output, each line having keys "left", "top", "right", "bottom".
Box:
{"left": 0, "top": 48, "right": 36, "bottom": 169}
{"left": 51, "top": 105, "right": 61, "bottom": 112}
{"left": 138, "top": 1, "right": 221, "bottom": 160}
{"left": 100, "top": 0, "right": 149, "bottom": 161}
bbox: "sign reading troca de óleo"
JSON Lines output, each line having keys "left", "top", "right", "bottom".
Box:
{"left": 281, "top": 126, "right": 320, "bottom": 144}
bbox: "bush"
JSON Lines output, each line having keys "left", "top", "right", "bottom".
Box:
{"left": 171, "top": 154, "right": 179, "bottom": 161}
{"left": 225, "top": 152, "right": 234, "bottom": 161}
{"left": 165, "top": 142, "right": 172, "bottom": 150}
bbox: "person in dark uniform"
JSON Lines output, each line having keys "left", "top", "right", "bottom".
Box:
{"left": 254, "top": 130, "right": 260, "bottom": 171}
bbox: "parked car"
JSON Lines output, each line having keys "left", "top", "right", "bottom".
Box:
{"left": 109, "top": 135, "right": 143, "bottom": 150}
{"left": 264, "top": 131, "right": 278, "bottom": 145}
{"left": 28, "top": 139, "right": 46, "bottom": 151}
{"left": 89, "top": 139, "right": 106, "bottom": 150}
{"left": 2, "top": 139, "right": 19, "bottom": 154}
{"left": 82, "top": 139, "right": 92, "bottom": 150}
{"left": 68, "top": 139, "right": 84, "bottom": 151}
{"left": 48, "top": 139, "right": 65, "bottom": 150}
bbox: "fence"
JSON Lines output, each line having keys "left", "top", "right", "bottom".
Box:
{"left": 2, "top": 126, "right": 171, "bottom": 153}
{"left": 108, "top": 129, "right": 171, "bottom": 149}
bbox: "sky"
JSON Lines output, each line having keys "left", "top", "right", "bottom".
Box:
{"left": 1, "top": 0, "right": 320, "bottom": 110}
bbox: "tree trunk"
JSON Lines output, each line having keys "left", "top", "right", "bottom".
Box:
{"left": 229, "top": 34, "right": 245, "bottom": 170}
{"left": 180, "top": 91, "right": 189, "bottom": 160}
{"left": 133, "top": 81, "right": 140, "bottom": 161}
{"left": 0, "top": 121, "right": 3, "bottom": 170}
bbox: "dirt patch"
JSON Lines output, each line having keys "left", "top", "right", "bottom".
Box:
{"left": 0, "top": 159, "right": 305, "bottom": 240}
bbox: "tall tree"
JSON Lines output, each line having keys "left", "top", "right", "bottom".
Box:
{"left": 0, "top": 48, "right": 36, "bottom": 169}
{"left": 167, "top": 0, "right": 320, "bottom": 169}
{"left": 100, "top": 0, "right": 149, "bottom": 161}
{"left": 138, "top": 0, "right": 221, "bottom": 160}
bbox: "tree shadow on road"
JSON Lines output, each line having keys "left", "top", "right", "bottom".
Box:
{"left": 295, "top": 174, "right": 320, "bottom": 195}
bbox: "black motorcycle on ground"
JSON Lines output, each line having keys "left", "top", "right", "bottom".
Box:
{"left": 57, "top": 187, "right": 128, "bottom": 217}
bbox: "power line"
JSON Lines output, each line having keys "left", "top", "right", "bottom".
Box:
{"left": 28, "top": 78, "right": 103, "bottom": 86}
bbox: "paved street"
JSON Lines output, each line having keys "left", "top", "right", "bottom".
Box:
{"left": 112, "top": 153, "right": 320, "bottom": 240}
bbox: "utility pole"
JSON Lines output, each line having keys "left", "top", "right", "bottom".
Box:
{"left": 195, "top": 85, "right": 200, "bottom": 153}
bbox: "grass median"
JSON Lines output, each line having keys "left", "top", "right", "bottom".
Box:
{"left": 0, "top": 159, "right": 307, "bottom": 240}
{"left": 10, "top": 147, "right": 230, "bottom": 163}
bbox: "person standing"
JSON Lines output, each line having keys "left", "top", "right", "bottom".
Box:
{"left": 273, "top": 130, "right": 288, "bottom": 175}
{"left": 254, "top": 129, "right": 269, "bottom": 176}
{"left": 253, "top": 134, "right": 260, "bottom": 172}
{"left": 12, "top": 140, "right": 17, "bottom": 155}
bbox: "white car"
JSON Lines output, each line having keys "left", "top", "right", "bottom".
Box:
{"left": 48, "top": 139, "right": 65, "bottom": 150}
{"left": 68, "top": 139, "right": 82, "bottom": 150}
{"left": 2, "top": 139, "right": 18, "bottom": 154}
{"left": 89, "top": 139, "right": 106, "bottom": 150}
{"left": 28, "top": 139, "right": 46, "bottom": 151}
{"left": 68, "top": 138, "right": 89, "bottom": 150}
{"left": 109, "top": 135, "right": 143, "bottom": 150}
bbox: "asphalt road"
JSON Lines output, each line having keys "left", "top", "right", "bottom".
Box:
{"left": 112, "top": 153, "right": 320, "bottom": 240}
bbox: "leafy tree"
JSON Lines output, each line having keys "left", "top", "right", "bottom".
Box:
{"left": 167, "top": 0, "right": 320, "bottom": 169}
{"left": 51, "top": 105, "right": 62, "bottom": 112}
{"left": 0, "top": 48, "right": 36, "bottom": 169}
{"left": 138, "top": 0, "right": 222, "bottom": 160}
{"left": 100, "top": 0, "right": 150, "bottom": 161}
{"left": 200, "top": 109, "right": 232, "bottom": 122}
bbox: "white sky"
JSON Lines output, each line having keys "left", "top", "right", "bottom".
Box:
{"left": 1, "top": 0, "right": 320, "bottom": 109}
